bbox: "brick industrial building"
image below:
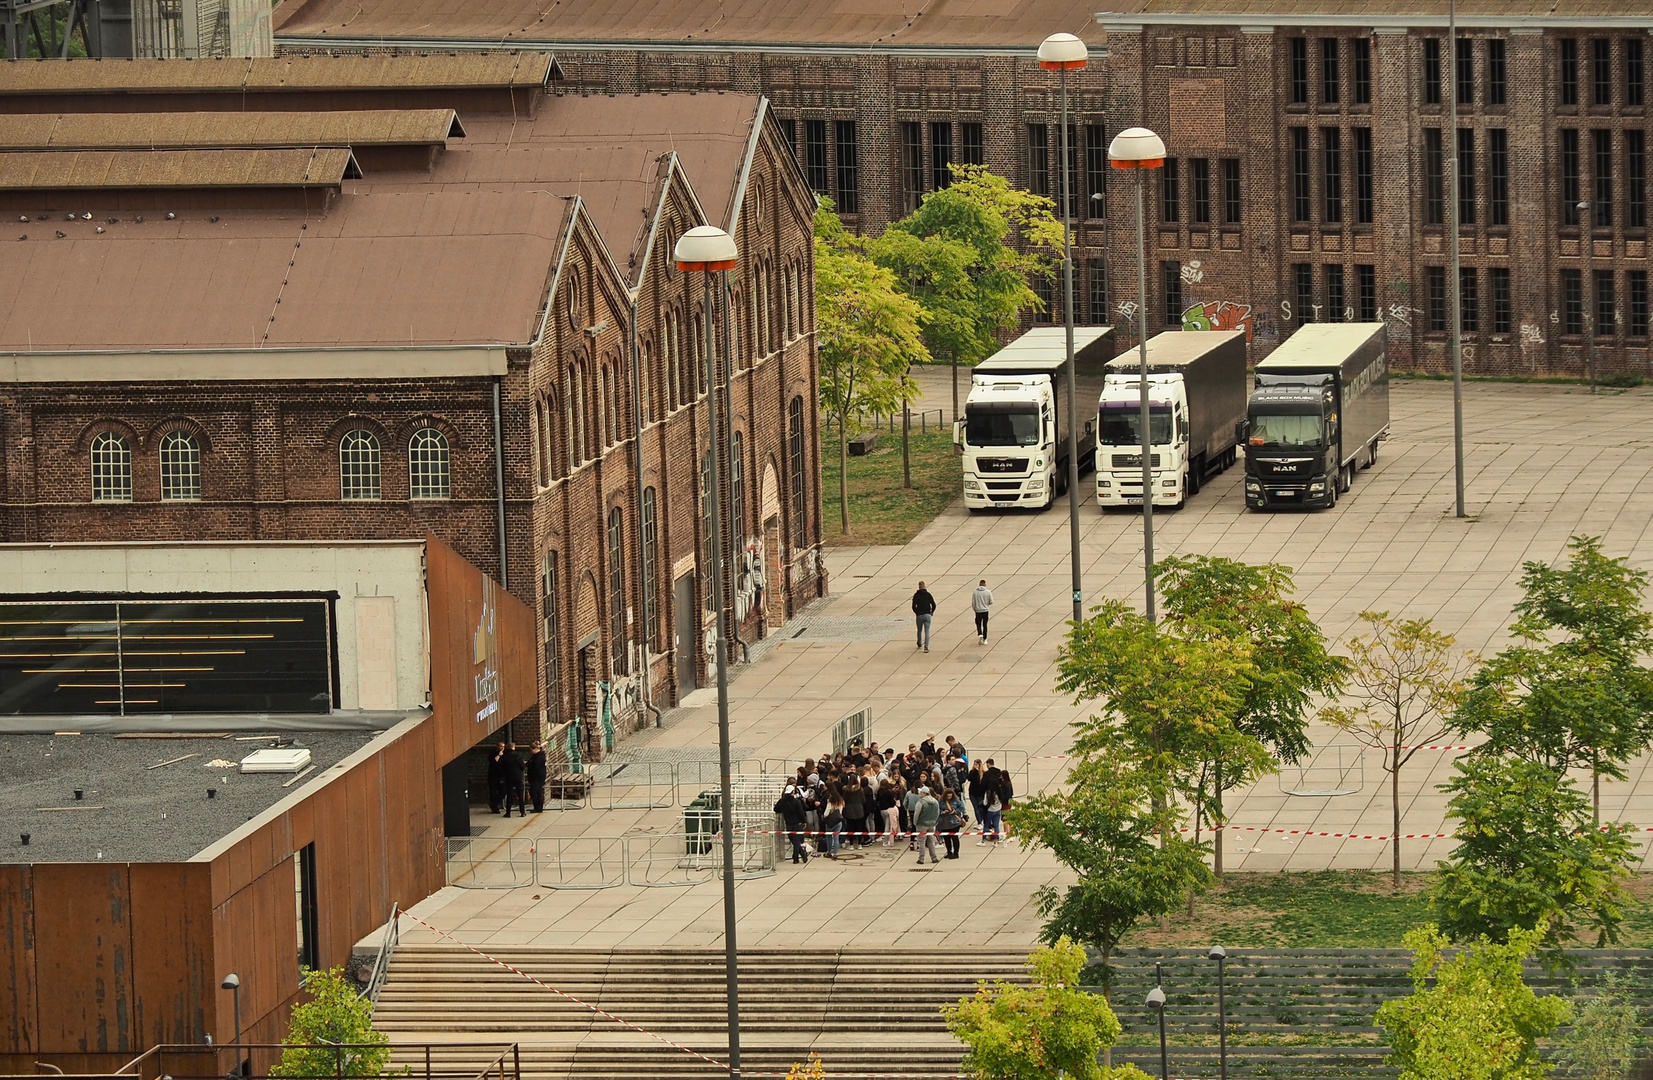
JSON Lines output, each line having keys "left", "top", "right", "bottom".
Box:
{"left": 0, "top": 55, "right": 824, "bottom": 758}
{"left": 273, "top": 0, "right": 1650, "bottom": 377}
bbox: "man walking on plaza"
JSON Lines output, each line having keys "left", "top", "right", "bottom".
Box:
{"left": 912, "top": 581, "right": 937, "bottom": 652}
{"left": 972, "top": 579, "right": 994, "bottom": 643}
{"left": 914, "top": 785, "right": 941, "bottom": 866}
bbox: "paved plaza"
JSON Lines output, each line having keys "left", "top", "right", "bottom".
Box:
{"left": 406, "top": 378, "right": 1653, "bottom": 953}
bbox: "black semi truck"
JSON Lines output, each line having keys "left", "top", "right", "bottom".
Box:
{"left": 1244, "top": 323, "right": 1389, "bottom": 511}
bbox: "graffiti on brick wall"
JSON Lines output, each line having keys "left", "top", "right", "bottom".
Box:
{"left": 734, "top": 537, "right": 765, "bottom": 623}
{"left": 1180, "top": 260, "right": 1207, "bottom": 285}
{"left": 1181, "top": 299, "right": 1254, "bottom": 340}
{"left": 1520, "top": 323, "right": 1545, "bottom": 346}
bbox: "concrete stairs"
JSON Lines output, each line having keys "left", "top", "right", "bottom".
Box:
{"left": 374, "top": 945, "right": 1033, "bottom": 1080}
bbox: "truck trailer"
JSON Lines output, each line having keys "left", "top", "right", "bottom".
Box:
{"left": 1244, "top": 322, "right": 1390, "bottom": 511}
{"left": 954, "top": 326, "right": 1113, "bottom": 511}
{"left": 1096, "top": 330, "right": 1249, "bottom": 509}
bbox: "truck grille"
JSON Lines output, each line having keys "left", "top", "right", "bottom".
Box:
{"left": 1111, "top": 453, "right": 1161, "bottom": 469}
{"left": 978, "top": 457, "right": 1027, "bottom": 473}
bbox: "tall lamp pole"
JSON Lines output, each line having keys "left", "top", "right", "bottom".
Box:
{"left": 674, "top": 224, "right": 743, "bottom": 1080}
{"left": 1208, "top": 946, "right": 1228, "bottom": 1080}
{"left": 1109, "top": 126, "right": 1166, "bottom": 621}
{"left": 1581, "top": 200, "right": 1596, "bottom": 392}
{"left": 1146, "top": 980, "right": 1168, "bottom": 1080}
{"left": 1040, "top": 31, "right": 1089, "bottom": 627}
{"left": 1447, "top": 0, "right": 1466, "bottom": 517}
{"left": 220, "top": 973, "right": 242, "bottom": 1076}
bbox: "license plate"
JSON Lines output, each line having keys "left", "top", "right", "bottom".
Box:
{"left": 1271, "top": 490, "right": 1294, "bottom": 496}
{"left": 1124, "top": 497, "right": 1143, "bottom": 505}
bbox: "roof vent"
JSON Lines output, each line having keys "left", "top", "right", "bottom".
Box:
{"left": 239, "top": 748, "right": 314, "bottom": 774}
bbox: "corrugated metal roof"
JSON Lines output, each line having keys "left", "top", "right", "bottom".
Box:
{"left": 0, "top": 53, "right": 552, "bottom": 95}
{"left": 0, "top": 147, "right": 355, "bottom": 188}
{"left": 0, "top": 110, "right": 459, "bottom": 151}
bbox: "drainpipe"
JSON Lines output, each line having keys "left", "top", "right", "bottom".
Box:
{"left": 492, "top": 378, "right": 508, "bottom": 590}
{"left": 629, "top": 294, "right": 664, "bottom": 728}
{"left": 720, "top": 269, "right": 749, "bottom": 664}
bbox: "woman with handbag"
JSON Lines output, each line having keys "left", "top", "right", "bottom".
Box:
{"left": 938, "top": 787, "right": 965, "bottom": 859}
{"left": 821, "top": 787, "right": 845, "bottom": 859}
{"left": 967, "top": 760, "right": 988, "bottom": 844}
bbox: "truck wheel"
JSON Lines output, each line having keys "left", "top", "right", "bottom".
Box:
{"left": 1336, "top": 463, "right": 1352, "bottom": 494}
{"left": 1189, "top": 460, "right": 1202, "bottom": 496}
{"left": 1364, "top": 440, "right": 1378, "bottom": 469}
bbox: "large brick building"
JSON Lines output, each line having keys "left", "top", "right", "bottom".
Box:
{"left": 0, "top": 55, "right": 823, "bottom": 758}
{"left": 272, "top": 0, "right": 1651, "bottom": 377}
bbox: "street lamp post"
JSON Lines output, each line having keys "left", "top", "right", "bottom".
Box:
{"left": 1146, "top": 978, "right": 1168, "bottom": 1080}
{"left": 1581, "top": 200, "right": 1596, "bottom": 392}
{"left": 1109, "top": 126, "right": 1166, "bottom": 622}
{"left": 220, "top": 973, "right": 242, "bottom": 1076}
{"left": 1039, "top": 31, "right": 1089, "bottom": 627}
{"left": 1208, "top": 945, "right": 1228, "bottom": 1080}
{"left": 1447, "top": 0, "right": 1466, "bottom": 517}
{"left": 674, "top": 224, "right": 743, "bottom": 1080}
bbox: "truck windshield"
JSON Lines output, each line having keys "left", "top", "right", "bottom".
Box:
{"left": 1097, "top": 407, "right": 1171, "bottom": 446}
{"left": 965, "top": 409, "right": 1041, "bottom": 447}
{"left": 1249, "top": 413, "right": 1323, "bottom": 448}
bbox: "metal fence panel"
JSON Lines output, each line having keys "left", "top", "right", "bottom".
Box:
{"left": 445, "top": 837, "right": 536, "bottom": 889}
{"left": 534, "top": 835, "right": 626, "bottom": 890}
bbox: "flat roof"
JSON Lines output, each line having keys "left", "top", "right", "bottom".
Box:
{"left": 1107, "top": 328, "right": 1243, "bottom": 370}
{"left": 0, "top": 54, "right": 554, "bottom": 95}
{"left": 991, "top": 326, "right": 1113, "bottom": 361}
{"left": 1097, "top": 0, "right": 1648, "bottom": 24}
{"left": 0, "top": 728, "right": 388, "bottom": 863}
{"left": 1256, "top": 323, "right": 1384, "bottom": 369}
{"left": 0, "top": 147, "right": 357, "bottom": 190}
{"left": 0, "top": 109, "right": 461, "bottom": 151}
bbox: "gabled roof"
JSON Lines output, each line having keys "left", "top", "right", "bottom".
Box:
{"left": 0, "top": 54, "right": 554, "bottom": 95}
{"left": 0, "top": 109, "right": 462, "bottom": 151}
{"left": 0, "top": 147, "right": 358, "bottom": 190}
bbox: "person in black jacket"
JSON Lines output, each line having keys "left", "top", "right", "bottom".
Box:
{"left": 526, "top": 740, "right": 548, "bottom": 813}
{"left": 503, "top": 742, "right": 528, "bottom": 818}
{"left": 775, "top": 784, "right": 810, "bottom": 863}
{"left": 912, "top": 581, "right": 937, "bottom": 652}
{"left": 486, "top": 741, "right": 508, "bottom": 814}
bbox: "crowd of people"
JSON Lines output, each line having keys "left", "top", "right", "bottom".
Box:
{"left": 771, "top": 734, "right": 1016, "bottom": 866}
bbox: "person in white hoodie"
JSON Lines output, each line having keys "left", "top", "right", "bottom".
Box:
{"left": 972, "top": 580, "right": 994, "bottom": 643}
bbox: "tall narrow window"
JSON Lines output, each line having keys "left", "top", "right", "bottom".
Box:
{"left": 1026, "top": 123, "right": 1050, "bottom": 196}
{"left": 730, "top": 431, "right": 745, "bottom": 543}
{"left": 804, "top": 119, "right": 828, "bottom": 194}
{"left": 1561, "top": 128, "right": 1581, "bottom": 225}
{"left": 339, "top": 430, "right": 381, "bottom": 501}
{"left": 834, "top": 121, "right": 859, "bottom": 213}
{"left": 777, "top": 118, "right": 797, "bottom": 152}
{"left": 931, "top": 121, "right": 953, "bottom": 189}
{"left": 641, "top": 487, "right": 659, "bottom": 648}
{"left": 1191, "top": 158, "right": 1210, "bottom": 224}
{"left": 1491, "top": 267, "right": 1513, "bottom": 333}
{"left": 1596, "top": 269, "right": 1616, "bottom": 332}
{"left": 1291, "top": 127, "right": 1311, "bottom": 221}
{"left": 1352, "top": 38, "right": 1372, "bottom": 105}
{"left": 900, "top": 121, "right": 924, "bottom": 213}
{"left": 1427, "top": 266, "right": 1448, "bottom": 331}
{"left": 1629, "top": 38, "right": 1646, "bottom": 108}
{"left": 1630, "top": 270, "right": 1649, "bottom": 337}
{"left": 158, "top": 430, "right": 200, "bottom": 501}
{"left": 1562, "top": 268, "right": 1583, "bottom": 334}
{"left": 1032, "top": 277, "right": 1054, "bottom": 323}
{"left": 1062, "top": 124, "right": 1080, "bottom": 220}
{"left": 1085, "top": 124, "right": 1108, "bottom": 218}
{"left": 1322, "top": 38, "right": 1340, "bottom": 104}
{"left": 1424, "top": 127, "right": 1445, "bottom": 225}
{"left": 1457, "top": 128, "right": 1476, "bottom": 225}
{"left": 1489, "top": 128, "right": 1509, "bottom": 226}
{"left": 1290, "top": 37, "right": 1309, "bottom": 104}
{"left": 91, "top": 431, "right": 132, "bottom": 503}
{"left": 295, "top": 843, "right": 318, "bottom": 974}
{"left": 1629, "top": 129, "right": 1647, "bottom": 228}
{"left": 408, "top": 428, "right": 451, "bottom": 500}
{"left": 788, "top": 397, "right": 807, "bottom": 548}
{"left": 1594, "top": 129, "right": 1613, "bottom": 227}
{"left": 1088, "top": 260, "right": 1109, "bottom": 323}
{"left": 1455, "top": 37, "right": 1474, "bottom": 107}
{"left": 541, "top": 551, "right": 561, "bottom": 723}
{"left": 1354, "top": 127, "right": 1374, "bottom": 224}
{"left": 961, "top": 122, "right": 984, "bottom": 166}
{"left": 1357, "top": 264, "right": 1378, "bottom": 321}
{"left": 1327, "top": 264, "right": 1346, "bottom": 321}
{"left": 1162, "top": 262, "right": 1183, "bottom": 326}
{"left": 1322, "top": 128, "right": 1343, "bottom": 224}
{"left": 608, "top": 507, "right": 626, "bottom": 675}
{"left": 1294, "top": 264, "right": 1315, "bottom": 325}
{"left": 1459, "top": 267, "right": 1480, "bottom": 332}
{"left": 1488, "top": 39, "right": 1507, "bottom": 105}
{"left": 1222, "top": 158, "right": 1242, "bottom": 223}
{"left": 1560, "top": 39, "right": 1580, "bottom": 107}
{"left": 1161, "top": 158, "right": 1181, "bottom": 223}
{"left": 1423, "top": 38, "right": 1442, "bottom": 105}
{"left": 1593, "top": 38, "right": 1612, "bottom": 106}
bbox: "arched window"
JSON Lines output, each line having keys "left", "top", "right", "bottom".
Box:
{"left": 666, "top": 314, "right": 680, "bottom": 412}
{"left": 541, "top": 551, "right": 562, "bottom": 724}
{"left": 158, "top": 430, "right": 200, "bottom": 501}
{"left": 784, "top": 265, "right": 796, "bottom": 342}
{"left": 607, "top": 506, "right": 627, "bottom": 676}
{"left": 339, "top": 430, "right": 382, "bottom": 500}
{"left": 730, "top": 430, "right": 746, "bottom": 543}
{"left": 789, "top": 397, "right": 808, "bottom": 547}
{"left": 566, "top": 364, "right": 585, "bottom": 468}
{"left": 408, "top": 428, "right": 451, "bottom": 500}
{"left": 641, "top": 486, "right": 660, "bottom": 648}
{"left": 534, "top": 398, "right": 550, "bottom": 487}
{"left": 90, "top": 431, "right": 132, "bottom": 503}
{"left": 598, "top": 364, "right": 610, "bottom": 448}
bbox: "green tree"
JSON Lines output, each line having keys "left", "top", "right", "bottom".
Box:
{"left": 1430, "top": 754, "right": 1637, "bottom": 950}
{"left": 1377, "top": 923, "right": 1570, "bottom": 1080}
{"left": 1453, "top": 536, "right": 1653, "bottom": 821}
{"left": 883, "top": 165, "right": 1062, "bottom": 416}
{"left": 1550, "top": 974, "right": 1644, "bottom": 1080}
{"left": 1321, "top": 612, "right": 1475, "bottom": 888}
{"left": 271, "top": 967, "right": 393, "bottom": 1079}
{"left": 943, "top": 937, "right": 1125, "bottom": 1080}
{"left": 814, "top": 200, "right": 929, "bottom": 535}
{"left": 1156, "top": 555, "right": 1347, "bottom": 876}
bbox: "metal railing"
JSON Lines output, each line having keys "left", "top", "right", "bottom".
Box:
{"left": 1278, "top": 742, "right": 1365, "bottom": 796}
{"left": 112, "top": 1043, "right": 518, "bottom": 1080}
{"left": 589, "top": 759, "right": 679, "bottom": 810}
{"left": 533, "top": 834, "right": 627, "bottom": 890}
{"left": 824, "top": 408, "right": 949, "bottom": 434}
{"left": 445, "top": 837, "right": 536, "bottom": 889}
{"left": 360, "top": 903, "right": 400, "bottom": 1005}
{"left": 446, "top": 827, "right": 775, "bottom": 891}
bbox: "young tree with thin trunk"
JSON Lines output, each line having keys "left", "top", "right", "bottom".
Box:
{"left": 1321, "top": 611, "right": 1474, "bottom": 889}
{"left": 814, "top": 201, "right": 928, "bottom": 535}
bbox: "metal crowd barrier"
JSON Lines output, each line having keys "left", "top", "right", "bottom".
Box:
{"left": 534, "top": 834, "right": 627, "bottom": 890}
{"left": 445, "top": 837, "right": 536, "bottom": 889}
{"left": 447, "top": 827, "right": 776, "bottom": 891}
{"left": 589, "top": 759, "right": 679, "bottom": 810}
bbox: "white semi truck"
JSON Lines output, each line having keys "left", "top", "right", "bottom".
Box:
{"left": 1095, "top": 329, "right": 1249, "bottom": 509}
{"left": 954, "top": 327, "right": 1112, "bottom": 511}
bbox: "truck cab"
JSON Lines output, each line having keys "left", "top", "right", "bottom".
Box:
{"left": 1244, "top": 381, "right": 1339, "bottom": 509}
{"left": 957, "top": 373, "right": 1062, "bottom": 510}
{"left": 1096, "top": 375, "right": 1189, "bottom": 507}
